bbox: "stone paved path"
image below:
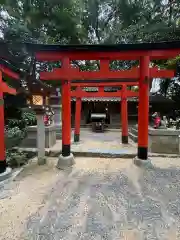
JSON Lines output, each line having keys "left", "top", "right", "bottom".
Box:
{"left": 1, "top": 157, "right": 180, "bottom": 239}
{"left": 50, "top": 129, "right": 136, "bottom": 155}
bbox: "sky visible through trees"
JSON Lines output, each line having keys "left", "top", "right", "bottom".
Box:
{"left": 0, "top": 0, "right": 180, "bottom": 96}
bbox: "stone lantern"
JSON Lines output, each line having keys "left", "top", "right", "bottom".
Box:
{"left": 26, "top": 80, "right": 53, "bottom": 164}
{"left": 21, "top": 58, "right": 56, "bottom": 164}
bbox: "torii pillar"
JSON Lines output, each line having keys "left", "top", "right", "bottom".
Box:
{"left": 121, "top": 85, "right": 128, "bottom": 144}
{"left": 57, "top": 58, "right": 75, "bottom": 169}
{"left": 135, "top": 56, "right": 150, "bottom": 165}
{"left": 74, "top": 87, "right": 82, "bottom": 142}
{"left": 0, "top": 71, "right": 16, "bottom": 178}
{"left": 0, "top": 78, "right": 5, "bottom": 174}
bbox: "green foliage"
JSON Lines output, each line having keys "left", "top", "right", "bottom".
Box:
{"left": 166, "top": 56, "right": 180, "bottom": 69}
{"left": 1, "top": 0, "right": 180, "bottom": 106}
{"left": 5, "top": 126, "right": 25, "bottom": 139}
{"left": 5, "top": 110, "right": 36, "bottom": 168}
{"left": 21, "top": 110, "right": 36, "bottom": 126}
{"left": 5, "top": 110, "right": 36, "bottom": 167}
{"left": 6, "top": 110, "right": 36, "bottom": 129}
{"left": 6, "top": 150, "right": 28, "bottom": 168}
{"left": 1, "top": 0, "right": 83, "bottom": 44}
{"left": 5, "top": 126, "right": 26, "bottom": 151}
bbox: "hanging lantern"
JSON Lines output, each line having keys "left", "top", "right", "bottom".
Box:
{"left": 25, "top": 77, "right": 54, "bottom": 114}
{"left": 27, "top": 88, "right": 51, "bottom": 113}
{"left": 24, "top": 58, "right": 54, "bottom": 113}
{"left": 32, "top": 95, "right": 43, "bottom": 106}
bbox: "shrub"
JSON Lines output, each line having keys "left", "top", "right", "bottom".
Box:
{"left": 6, "top": 150, "right": 28, "bottom": 168}
{"left": 22, "top": 111, "right": 36, "bottom": 126}
{"left": 5, "top": 126, "right": 26, "bottom": 149}
{"left": 5, "top": 110, "right": 37, "bottom": 168}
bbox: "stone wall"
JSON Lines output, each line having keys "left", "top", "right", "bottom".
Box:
{"left": 21, "top": 124, "right": 56, "bottom": 148}
{"left": 49, "top": 91, "right": 62, "bottom": 139}
{"left": 149, "top": 128, "right": 180, "bottom": 154}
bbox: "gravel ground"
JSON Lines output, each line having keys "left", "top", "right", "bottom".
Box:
{"left": 1, "top": 157, "right": 180, "bottom": 239}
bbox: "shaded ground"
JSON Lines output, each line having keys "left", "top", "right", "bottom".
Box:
{"left": 1, "top": 157, "right": 180, "bottom": 239}
{"left": 51, "top": 129, "right": 136, "bottom": 155}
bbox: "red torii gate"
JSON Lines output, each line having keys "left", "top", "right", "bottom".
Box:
{"left": 71, "top": 65, "right": 174, "bottom": 144}
{"left": 72, "top": 84, "right": 139, "bottom": 144}
{"left": 0, "top": 68, "right": 17, "bottom": 173}
{"left": 37, "top": 42, "right": 177, "bottom": 168}
{"left": 41, "top": 66, "right": 174, "bottom": 148}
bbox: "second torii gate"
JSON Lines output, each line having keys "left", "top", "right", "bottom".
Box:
{"left": 72, "top": 83, "right": 139, "bottom": 144}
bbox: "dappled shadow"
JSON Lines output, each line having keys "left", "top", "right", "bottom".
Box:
{"left": 140, "top": 166, "right": 180, "bottom": 218}
{"left": 24, "top": 165, "right": 180, "bottom": 239}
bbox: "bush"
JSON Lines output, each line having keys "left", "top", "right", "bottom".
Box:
{"left": 5, "top": 110, "right": 37, "bottom": 168}
{"left": 6, "top": 150, "right": 28, "bottom": 168}
{"left": 5, "top": 126, "right": 25, "bottom": 139}
{"left": 7, "top": 110, "right": 36, "bottom": 130}
{"left": 22, "top": 111, "right": 36, "bottom": 126}
{"left": 5, "top": 126, "right": 26, "bottom": 149}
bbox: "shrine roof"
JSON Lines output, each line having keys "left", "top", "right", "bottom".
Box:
{"left": 71, "top": 93, "right": 174, "bottom": 103}
{"left": 71, "top": 97, "right": 137, "bottom": 102}
{"left": 72, "top": 79, "right": 137, "bottom": 83}
{"left": 24, "top": 41, "right": 180, "bottom": 52}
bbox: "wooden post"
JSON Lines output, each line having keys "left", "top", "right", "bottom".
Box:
{"left": 57, "top": 58, "right": 74, "bottom": 169}
{"left": 99, "top": 86, "right": 104, "bottom": 92}
{"left": 121, "top": 85, "right": 128, "bottom": 144}
{"left": 74, "top": 93, "right": 82, "bottom": 142}
{"left": 61, "top": 80, "right": 71, "bottom": 156}
{"left": 137, "top": 56, "right": 150, "bottom": 160}
{"left": 0, "top": 72, "right": 6, "bottom": 173}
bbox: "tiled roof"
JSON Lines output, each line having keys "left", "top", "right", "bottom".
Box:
{"left": 71, "top": 97, "right": 138, "bottom": 102}
{"left": 71, "top": 93, "right": 173, "bottom": 103}
{"left": 83, "top": 87, "right": 120, "bottom": 92}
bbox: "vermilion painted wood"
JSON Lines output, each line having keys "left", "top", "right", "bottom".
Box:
{"left": 71, "top": 82, "right": 139, "bottom": 87}
{"left": 71, "top": 90, "right": 139, "bottom": 98}
{"left": 98, "top": 86, "right": 104, "bottom": 92}
{"left": 40, "top": 67, "right": 174, "bottom": 81}
{"left": 0, "top": 72, "right": 5, "bottom": 162}
{"left": 1, "top": 82, "right": 16, "bottom": 95}
{"left": 35, "top": 49, "right": 180, "bottom": 61}
{"left": 121, "top": 85, "right": 128, "bottom": 141}
{"left": 138, "top": 56, "right": 150, "bottom": 155}
{"left": 0, "top": 71, "right": 16, "bottom": 164}
{"left": 74, "top": 86, "right": 82, "bottom": 139}
{"left": 0, "top": 65, "right": 19, "bottom": 80}
{"left": 61, "top": 58, "right": 71, "bottom": 151}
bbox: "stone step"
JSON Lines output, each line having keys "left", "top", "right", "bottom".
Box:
{"left": 129, "top": 132, "right": 138, "bottom": 143}
{"left": 130, "top": 127, "right": 138, "bottom": 136}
